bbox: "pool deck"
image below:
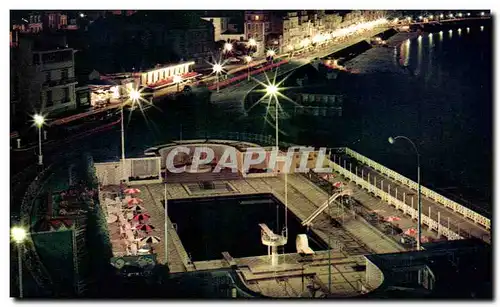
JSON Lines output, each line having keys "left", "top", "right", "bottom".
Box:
{"left": 99, "top": 173, "right": 423, "bottom": 297}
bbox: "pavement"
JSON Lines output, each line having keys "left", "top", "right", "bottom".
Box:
{"left": 335, "top": 153, "right": 491, "bottom": 243}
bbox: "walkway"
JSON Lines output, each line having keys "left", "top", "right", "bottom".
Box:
{"left": 334, "top": 153, "right": 491, "bottom": 243}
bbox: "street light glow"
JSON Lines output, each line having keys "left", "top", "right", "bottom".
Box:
{"left": 80, "top": 13, "right": 85, "bottom": 18}
{"left": 458, "top": 13, "right": 463, "bottom": 17}
{"left": 11, "top": 227, "right": 27, "bottom": 243}
{"left": 440, "top": 14, "right": 444, "bottom": 18}
{"left": 418, "top": 16, "right": 423, "bottom": 20}
{"left": 129, "top": 89, "right": 141, "bottom": 102}
{"left": 244, "top": 55, "right": 252, "bottom": 63}
{"left": 266, "top": 49, "right": 276, "bottom": 57}
{"left": 481, "top": 12, "right": 485, "bottom": 16}
{"left": 213, "top": 63, "right": 223, "bottom": 73}
{"left": 266, "top": 84, "right": 279, "bottom": 96}
{"left": 248, "top": 38, "right": 257, "bottom": 46}
{"left": 224, "top": 43, "right": 233, "bottom": 52}
{"left": 33, "top": 114, "right": 45, "bottom": 127}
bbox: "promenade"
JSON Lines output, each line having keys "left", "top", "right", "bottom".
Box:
{"left": 333, "top": 151, "right": 491, "bottom": 243}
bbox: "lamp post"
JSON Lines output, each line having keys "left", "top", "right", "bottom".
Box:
{"left": 121, "top": 88, "right": 141, "bottom": 182}
{"left": 388, "top": 135, "right": 421, "bottom": 250}
{"left": 267, "top": 49, "right": 276, "bottom": 70}
{"left": 11, "top": 227, "right": 27, "bottom": 298}
{"left": 212, "top": 63, "right": 223, "bottom": 93}
{"left": 33, "top": 114, "right": 45, "bottom": 166}
{"left": 248, "top": 38, "right": 257, "bottom": 55}
{"left": 244, "top": 56, "right": 252, "bottom": 81}
{"left": 173, "top": 75, "right": 182, "bottom": 92}
{"left": 266, "top": 84, "right": 279, "bottom": 146}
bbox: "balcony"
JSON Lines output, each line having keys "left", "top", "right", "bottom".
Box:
{"left": 42, "top": 77, "right": 77, "bottom": 89}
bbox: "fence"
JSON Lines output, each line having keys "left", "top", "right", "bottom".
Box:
{"left": 341, "top": 147, "right": 490, "bottom": 230}
{"left": 325, "top": 158, "right": 464, "bottom": 241}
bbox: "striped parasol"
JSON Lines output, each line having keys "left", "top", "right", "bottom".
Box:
{"left": 124, "top": 188, "right": 141, "bottom": 194}
{"left": 127, "top": 198, "right": 143, "bottom": 205}
{"left": 136, "top": 224, "right": 155, "bottom": 232}
{"left": 140, "top": 236, "right": 161, "bottom": 244}
{"left": 385, "top": 216, "right": 401, "bottom": 222}
{"left": 404, "top": 228, "right": 417, "bottom": 237}
{"left": 133, "top": 213, "right": 151, "bottom": 222}
{"left": 128, "top": 204, "right": 146, "bottom": 212}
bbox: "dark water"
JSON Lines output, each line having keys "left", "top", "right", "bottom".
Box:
{"left": 168, "top": 194, "right": 327, "bottom": 261}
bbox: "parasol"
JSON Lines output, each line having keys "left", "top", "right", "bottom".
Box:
{"left": 124, "top": 188, "right": 141, "bottom": 194}
{"left": 136, "top": 224, "right": 155, "bottom": 232}
{"left": 385, "top": 216, "right": 401, "bottom": 222}
{"left": 404, "top": 228, "right": 417, "bottom": 237}
{"left": 128, "top": 204, "right": 146, "bottom": 212}
{"left": 133, "top": 213, "right": 151, "bottom": 222}
{"left": 127, "top": 198, "right": 143, "bottom": 205}
{"left": 140, "top": 236, "right": 161, "bottom": 244}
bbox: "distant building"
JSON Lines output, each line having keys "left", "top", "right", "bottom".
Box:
{"left": 43, "top": 11, "right": 68, "bottom": 30}
{"left": 244, "top": 11, "right": 271, "bottom": 43}
{"left": 11, "top": 34, "right": 78, "bottom": 118}
{"left": 201, "top": 17, "right": 229, "bottom": 42}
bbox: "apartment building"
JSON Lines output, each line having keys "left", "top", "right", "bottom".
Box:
{"left": 12, "top": 34, "right": 77, "bottom": 118}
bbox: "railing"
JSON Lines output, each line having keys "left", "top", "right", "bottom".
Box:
{"left": 341, "top": 147, "right": 490, "bottom": 230}
{"left": 325, "top": 158, "right": 464, "bottom": 241}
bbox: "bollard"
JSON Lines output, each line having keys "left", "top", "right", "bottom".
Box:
{"left": 17, "top": 138, "right": 21, "bottom": 149}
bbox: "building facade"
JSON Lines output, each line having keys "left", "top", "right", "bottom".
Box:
{"left": 12, "top": 35, "right": 77, "bottom": 118}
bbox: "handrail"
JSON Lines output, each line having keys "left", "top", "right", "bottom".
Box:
{"left": 302, "top": 190, "right": 352, "bottom": 226}
{"left": 326, "top": 158, "right": 465, "bottom": 241}
{"left": 342, "top": 147, "right": 490, "bottom": 230}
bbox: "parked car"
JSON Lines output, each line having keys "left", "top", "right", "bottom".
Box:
{"left": 227, "top": 57, "right": 241, "bottom": 64}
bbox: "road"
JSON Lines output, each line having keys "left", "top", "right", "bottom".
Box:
{"left": 210, "top": 26, "right": 390, "bottom": 112}
{"left": 336, "top": 153, "right": 491, "bottom": 243}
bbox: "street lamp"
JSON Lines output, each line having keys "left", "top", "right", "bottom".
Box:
{"left": 33, "top": 114, "right": 45, "bottom": 166}
{"left": 212, "top": 63, "right": 223, "bottom": 93}
{"left": 440, "top": 14, "right": 444, "bottom": 19}
{"left": 244, "top": 55, "right": 252, "bottom": 81}
{"left": 388, "top": 136, "right": 422, "bottom": 250}
{"left": 480, "top": 12, "right": 485, "bottom": 16}
{"left": 11, "top": 227, "right": 27, "bottom": 298}
{"left": 120, "top": 88, "right": 142, "bottom": 182}
{"left": 265, "top": 83, "right": 280, "bottom": 147}
{"left": 173, "top": 75, "right": 182, "bottom": 92}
